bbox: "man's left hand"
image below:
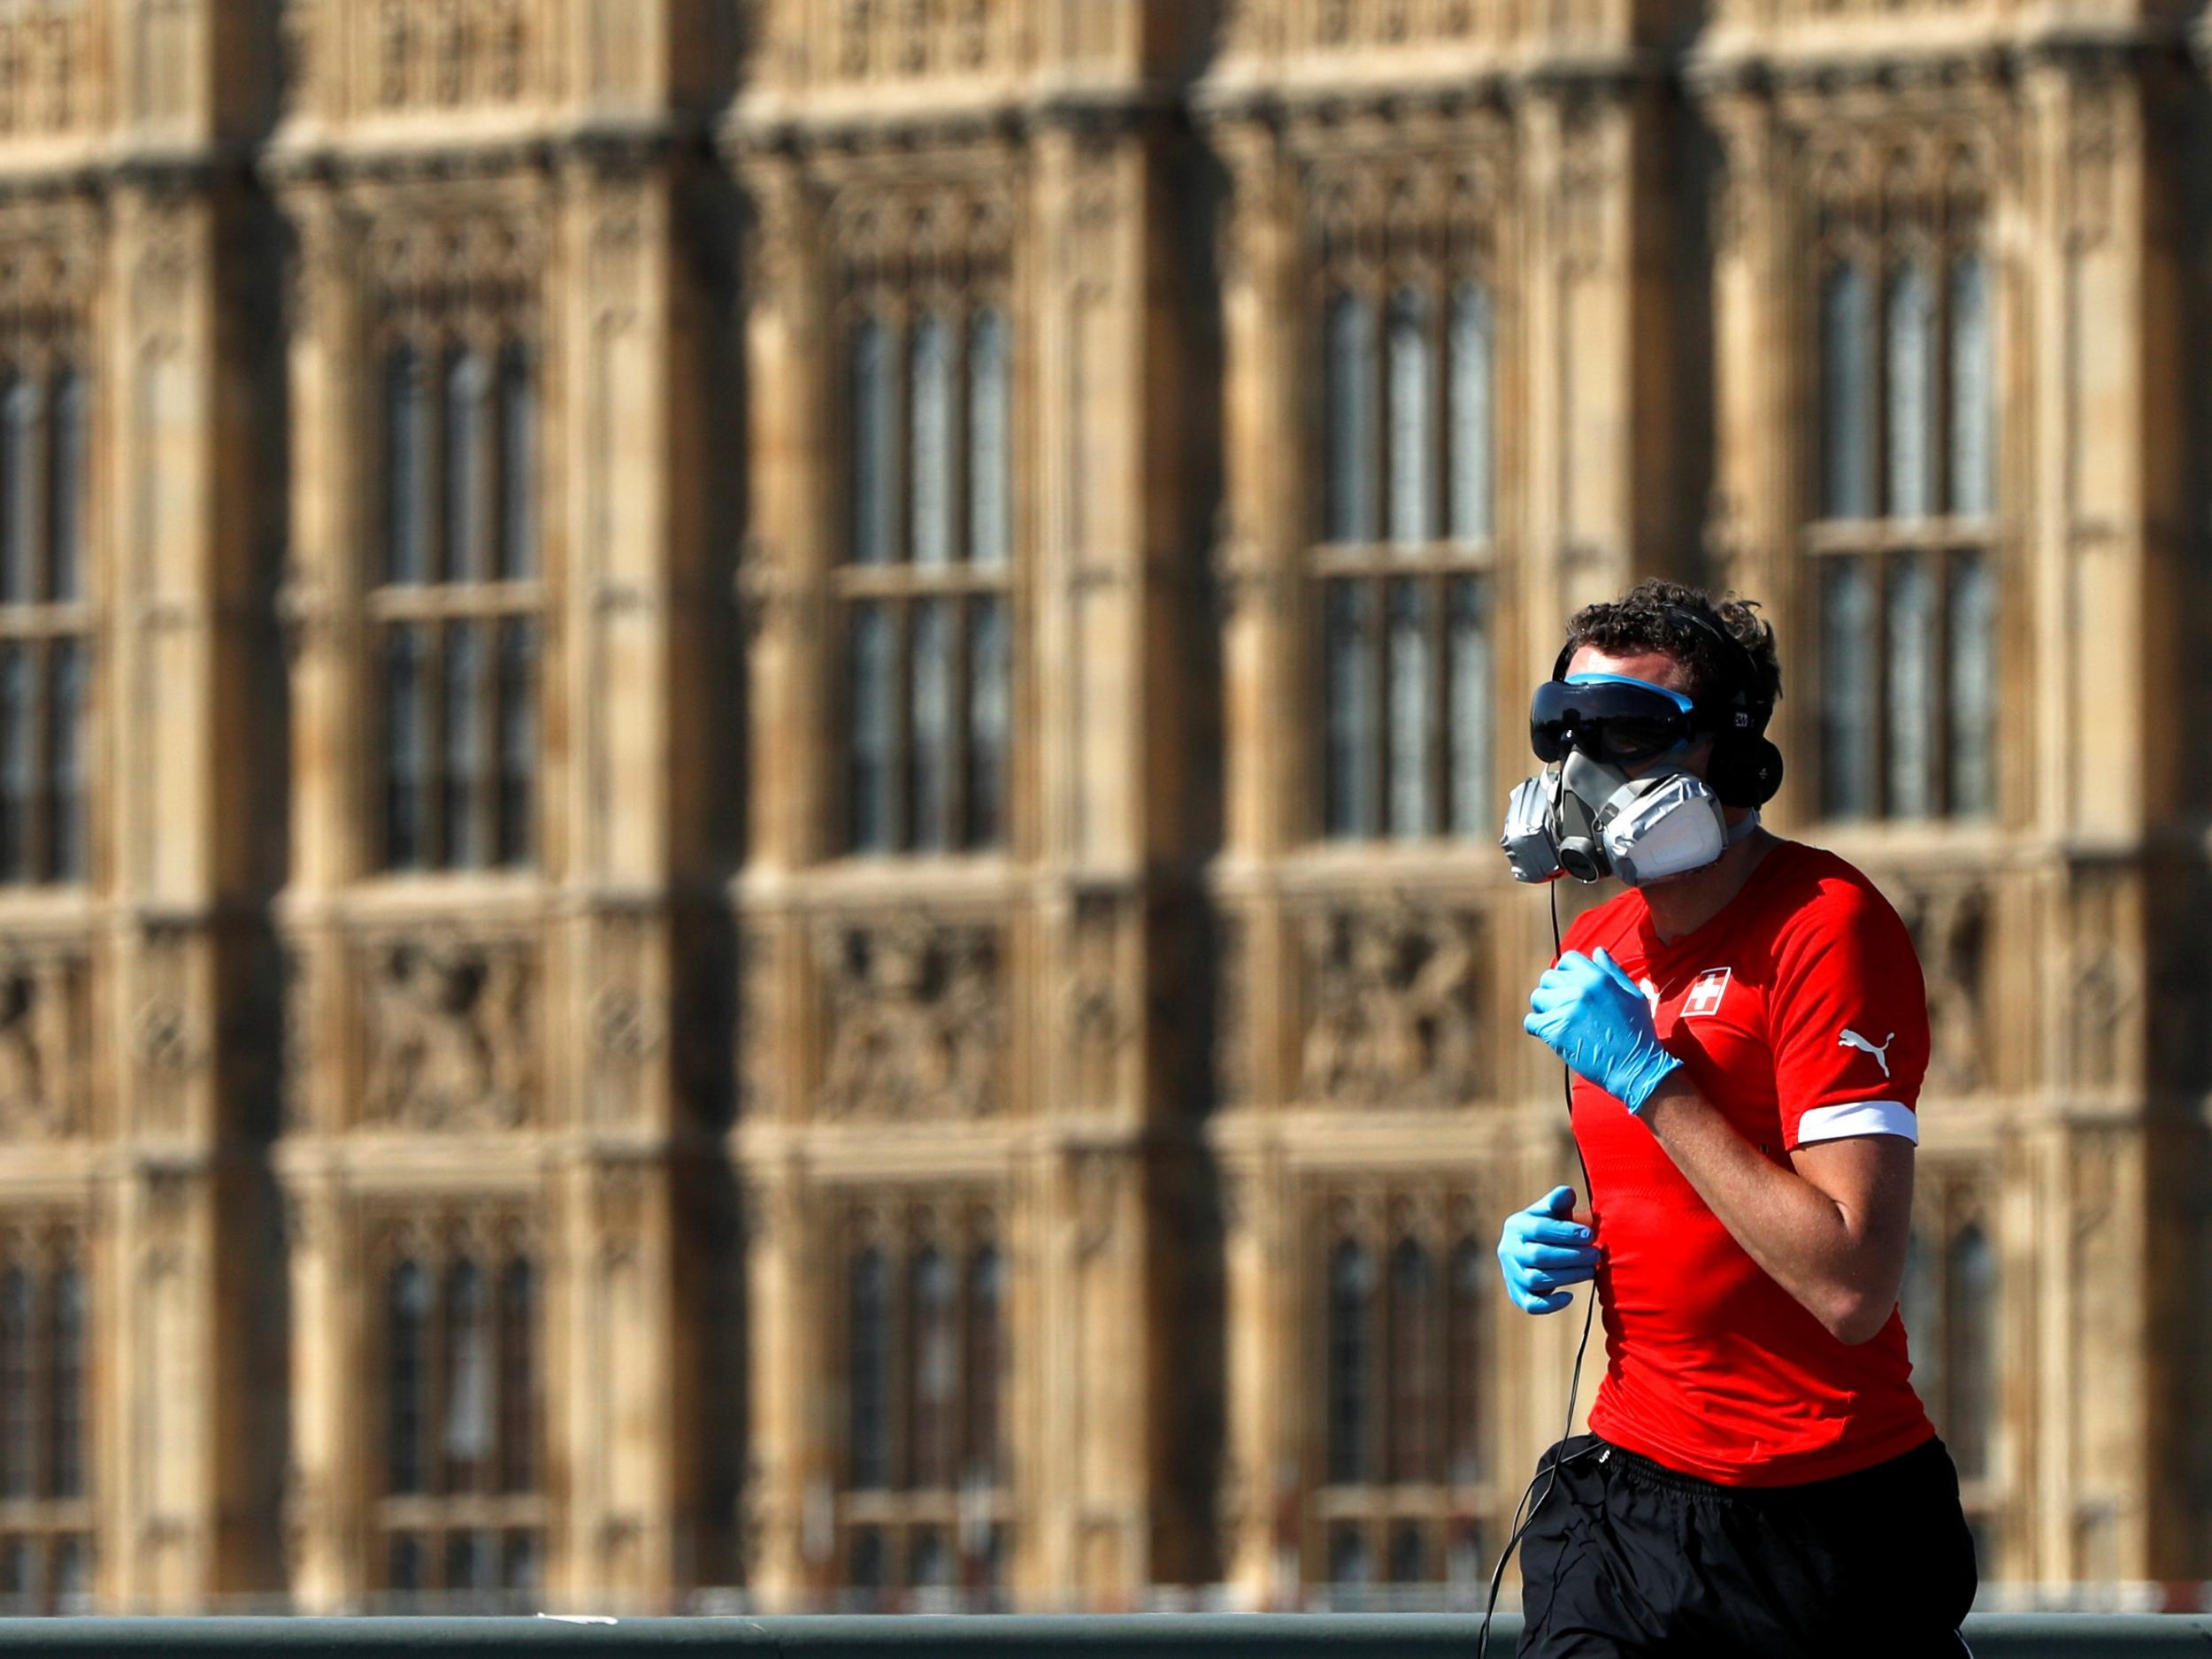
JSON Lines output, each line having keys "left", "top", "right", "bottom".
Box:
{"left": 1524, "top": 948, "right": 1682, "bottom": 1115}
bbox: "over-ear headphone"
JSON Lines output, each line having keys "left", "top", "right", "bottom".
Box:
{"left": 1549, "top": 603, "right": 1784, "bottom": 810}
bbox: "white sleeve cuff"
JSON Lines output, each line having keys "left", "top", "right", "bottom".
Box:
{"left": 1793, "top": 1100, "right": 1919, "bottom": 1147}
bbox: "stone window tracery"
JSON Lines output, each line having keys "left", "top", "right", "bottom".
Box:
{"left": 0, "top": 349, "right": 88, "bottom": 888}
{"left": 371, "top": 264, "right": 540, "bottom": 875}
{"left": 1900, "top": 1187, "right": 2001, "bottom": 1566}
{"left": 1809, "top": 155, "right": 1997, "bottom": 823}
{"left": 1309, "top": 158, "right": 1498, "bottom": 844}
{"left": 833, "top": 1194, "right": 1006, "bottom": 1607}
{"left": 373, "top": 1216, "right": 541, "bottom": 1609}
{"left": 832, "top": 187, "right": 1013, "bottom": 858}
{"left": 0, "top": 1223, "right": 88, "bottom": 1615}
{"left": 1311, "top": 1188, "right": 1489, "bottom": 1591}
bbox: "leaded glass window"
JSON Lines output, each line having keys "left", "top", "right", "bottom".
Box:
{"left": 0, "top": 1235, "right": 92, "bottom": 1612}
{"left": 373, "top": 329, "right": 540, "bottom": 872}
{"left": 1314, "top": 1198, "right": 1492, "bottom": 1591}
{"left": 1315, "top": 250, "right": 1498, "bottom": 843}
{"left": 1812, "top": 238, "right": 1999, "bottom": 822}
{"left": 0, "top": 358, "right": 91, "bottom": 887}
{"left": 839, "top": 303, "right": 1013, "bottom": 856}
{"left": 1901, "top": 1203, "right": 2001, "bottom": 1570}
{"left": 836, "top": 1204, "right": 1007, "bottom": 1602}
{"left": 376, "top": 1231, "right": 541, "bottom": 1609}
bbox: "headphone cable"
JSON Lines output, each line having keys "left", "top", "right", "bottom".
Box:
{"left": 1476, "top": 879, "right": 1601, "bottom": 1657}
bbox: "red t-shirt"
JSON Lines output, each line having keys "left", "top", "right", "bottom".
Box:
{"left": 1564, "top": 838, "right": 1937, "bottom": 1486}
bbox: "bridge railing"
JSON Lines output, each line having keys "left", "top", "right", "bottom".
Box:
{"left": 0, "top": 1616, "right": 2206, "bottom": 1655}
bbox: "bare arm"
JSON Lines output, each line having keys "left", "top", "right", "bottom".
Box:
{"left": 1638, "top": 1071, "right": 1916, "bottom": 1345}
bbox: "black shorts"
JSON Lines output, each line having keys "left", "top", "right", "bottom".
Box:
{"left": 1516, "top": 1432, "right": 1978, "bottom": 1658}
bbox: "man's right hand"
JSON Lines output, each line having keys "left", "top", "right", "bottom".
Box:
{"left": 1497, "top": 1186, "right": 1600, "bottom": 1314}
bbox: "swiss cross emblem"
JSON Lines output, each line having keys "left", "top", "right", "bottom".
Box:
{"left": 1681, "top": 967, "right": 1733, "bottom": 1018}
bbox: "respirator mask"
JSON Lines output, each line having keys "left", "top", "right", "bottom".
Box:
{"left": 1501, "top": 668, "right": 1776, "bottom": 888}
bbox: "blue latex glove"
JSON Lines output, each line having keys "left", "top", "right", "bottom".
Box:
{"left": 1496, "top": 1186, "right": 1601, "bottom": 1314}
{"left": 1524, "top": 946, "right": 1682, "bottom": 1115}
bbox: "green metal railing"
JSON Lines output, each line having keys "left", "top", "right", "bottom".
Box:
{"left": 0, "top": 1617, "right": 2201, "bottom": 1655}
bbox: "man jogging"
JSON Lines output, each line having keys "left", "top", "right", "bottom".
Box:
{"left": 1495, "top": 580, "right": 1976, "bottom": 1656}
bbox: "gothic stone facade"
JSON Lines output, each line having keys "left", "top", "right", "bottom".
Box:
{"left": 0, "top": 0, "right": 2199, "bottom": 1616}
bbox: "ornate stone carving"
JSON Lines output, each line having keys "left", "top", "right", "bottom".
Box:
{"left": 815, "top": 915, "right": 1003, "bottom": 1119}
{"left": 1062, "top": 896, "right": 1127, "bottom": 1110}
{"left": 1894, "top": 881, "right": 1988, "bottom": 1095}
{"left": 588, "top": 914, "right": 665, "bottom": 1126}
{"left": 826, "top": 176, "right": 1014, "bottom": 298}
{"left": 0, "top": 951, "right": 86, "bottom": 1141}
{"left": 361, "top": 208, "right": 541, "bottom": 320}
{"left": 1298, "top": 903, "right": 1482, "bottom": 1108}
{"left": 0, "top": 0, "right": 92, "bottom": 139}
{"left": 736, "top": 927, "right": 780, "bottom": 1118}
{"left": 358, "top": 934, "right": 536, "bottom": 1132}
{"left": 780, "top": 0, "right": 1033, "bottom": 89}
{"left": 364, "top": 0, "right": 531, "bottom": 111}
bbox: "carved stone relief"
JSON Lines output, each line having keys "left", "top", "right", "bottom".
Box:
{"left": 363, "top": 0, "right": 532, "bottom": 111}
{"left": 1061, "top": 896, "right": 1128, "bottom": 1111}
{"left": 1298, "top": 903, "right": 1482, "bottom": 1108}
{"left": 357, "top": 934, "right": 536, "bottom": 1132}
{"left": 0, "top": 0, "right": 92, "bottom": 138}
{"left": 815, "top": 916, "right": 1003, "bottom": 1119}
{"left": 1894, "top": 880, "right": 1989, "bottom": 1095}
{"left": 0, "top": 950, "right": 88, "bottom": 1141}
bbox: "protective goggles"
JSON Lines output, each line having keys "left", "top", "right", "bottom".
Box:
{"left": 1529, "top": 673, "right": 1704, "bottom": 765}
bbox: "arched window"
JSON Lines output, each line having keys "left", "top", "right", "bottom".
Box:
{"left": 1901, "top": 1226, "right": 1941, "bottom": 1417}
{"left": 443, "top": 1260, "right": 492, "bottom": 1492}
{"left": 0, "top": 1269, "right": 31, "bottom": 1500}
{"left": 0, "top": 378, "right": 37, "bottom": 606}
{"left": 1947, "top": 1223, "right": 1996, "bottom": 1481}
{"left": 443, "top": 348, "right": 488, "bottom": 582}
{"left": 851, "top": 316, "right": 897, "bottom": 566}
{"left": 383, "top": 626, "right": 429, "bottom": 869}
{"left": 909, "top": 1525, "right": 950, "bottom": 1590}
{"left": 964, "top": 1245, "right": 1002, "bottom": 1480}
{"left": 1885, "top": 263, "right": 1936, "bottom": 520}
{"left": 910, "top": 1248, "right": 957, "bottom": 1488}
{"left": 47, "top": 641, "right": 83, "bottom": 883}
{"left": 47, "top": 1264, "right": 81, "bottom": 1502}
{"left": 496, "top": 342, "right": 534, "bottom": 580}
{"left": 1820, "top": 262, "right": 1871, "bottom": 520}
{"left": 497, "top": 1258, "right": 535, "bottom": 1494}
{"left": 836, "top": 301, "right": 1014, "bottom": 857}
{"left": 1386, "top": 1240, "right": 1433, "bottom": 1483}
{"left": 385, "top": 346, "right": 428, "bottom": 585}
{"left": 1322, "top": 582, "right": 1377, "bottom": 841}
{"left": 1328, "top": 1524, "right": 1370, "bottom": 1587}
{"left": 46, "top": 368, "right": 82, "bottom": 603}
{"left": 967, "top": 311, "right": 1009, "bottom": 566}
{"left": 1386, "top": 288, "right": 1432, "bottom": 548}
{"left": 1325, "top": 294, "right": 1375, "bottom": 543}
{"left": 387, "top": 1261, "right": 430, "bottom": 1495}
{"left": 1445, "top": 578, "right": 1491, "bottom": 838}
{"left": 1384, "top": 580, "right": 1432, "bottom": 839}
{"left": 1387, "top": 1521, "right": 1427, "bottom": 1585}
{"left": 375, "top": 328, "right": 539, "bottom": 872}
{"left": 910, "top": 315, "right": 953, "bottom": 569}
{"left": 849, "top": 1248, "right": 889, "bottom": 1489}
{"left": 0, "top": 645, "right": 30, "bottom": 879}
{"left": 1446, "top": 1236, "right": 1485, "bottom": 1486}
{"left": 1326, "top": 1240, "right": 1373, "bottom": 1486}
{"left": 1810, "top": 235, "right": 1996, "bottom": 824}
{"left": 1886, "top": 557, "right": 1937, "bottom": 819}
{"left": 1447, "top": 283, "right": 1493, "bottom": 543}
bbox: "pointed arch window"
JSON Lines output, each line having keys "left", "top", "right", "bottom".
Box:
{"left": 0, "top": 1234, "right": 89, "bottom": 1615}
{"left": 376, "top": 1227, "right": 542, "bottom": 1609}
{"left": 1313, "top": 231, "right": 1499, "bottom": 846}
{"left": 838, "top": 296, "right": 1014, "bottom": 857}
{"left": 835, "top": 1205, "right": 1010, "bottom": 1601}
{"left": 1315, "top": 1202, "right": 1493, "bottom": 1592}
{"left": 0, "top": 357, "right": 92, "bottom": 887}
{"left": 1810, "top": 231, "right": 1999, "bottom": 824}
{"left": 373, "top": 322, "right": 540, "bottom": 872}
{"left": 1901, "top": 1206, "right": 2001, "bottom": 1570}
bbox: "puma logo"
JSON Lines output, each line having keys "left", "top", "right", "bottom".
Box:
{"left": 1838, "top": 1027, "right": 1895, "bottom": 1079}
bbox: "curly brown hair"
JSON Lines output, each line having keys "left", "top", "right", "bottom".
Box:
{"left": 1562, "top": 579, "right": 1782, "bottom": 715}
